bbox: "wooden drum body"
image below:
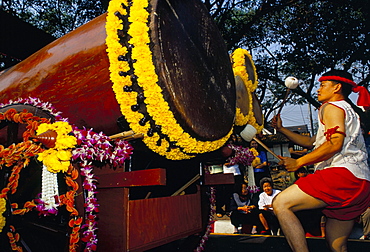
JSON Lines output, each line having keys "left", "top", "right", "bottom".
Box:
{"left": 0, "top": 14, "right": 121, "bottom": 136}
{"left": 0, "top": 0, "right": 238, "bottom": 251}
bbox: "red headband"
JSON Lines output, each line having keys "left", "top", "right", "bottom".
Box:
{"left": 318, "top": 75, "right": 370, "bottom": 109}
{"left": 318, "top": 76, "right": 357, "bottom": 86}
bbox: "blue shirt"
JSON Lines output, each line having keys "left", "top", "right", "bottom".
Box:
{"left": 254, "top": 151, "right": 267, "bottom": 173}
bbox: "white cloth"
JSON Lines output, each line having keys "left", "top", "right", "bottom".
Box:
{"left": 314, "top": 100, "right": 370, "bottom": 181}
{"left": 223, "top": 164, "right": 241, "bottom": 176}
{"left": 258, "top": 189, "right": 281, "bottom": 210}
{"left": 247, "top": 165, "right": 256, "bottom": 187}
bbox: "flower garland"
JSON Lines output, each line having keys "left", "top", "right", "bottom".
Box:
{"left": 231, "top": 49, "right": 254, "bottom": 127}
{"left": 231, "top": 48, "right": 258, "bottom": 92}
{"left": 194, "top": 186, "right": 216, "bottom": 252}
{"left": 234, "top": 107, "right": 251, "bottom": 127}
{"left": 7, "top": 225, "right": 23, "bottom": 252}
{"left": 59, "top": 165, "right": 81, "bottom": 252}
{"left": 248, "top": 185, "right": 260, "bottom": 194}
{"left": 226, "top": 144, "right": 255, "bottom": 166}
{"left": 0, "top": 97, "right": 67, "bottom": 121}
{"left": 0, "top": 198, "right": 5, "bottom": 232}
{"left": 72, "top": 126, "right": 133, "bottom": 251}
{"left": 39, "top": 164, "right": 60, "bottom": 215}
{"left": 231, "top": 48, "right": 265, "bottom": 132}
{"left": 36, "top": 121, "right": 77, "bottom": 173}
{"left": 0, "top": 108, "right": 50, "bottom": 250}
{"left": 106, "top": 0, "right": 232, "bottom": 160}
{"left": 249, "top": 113, "right": 264, "bottom": 134}
{"left": 0, "top": 100, "right": 134, "bottom": 252}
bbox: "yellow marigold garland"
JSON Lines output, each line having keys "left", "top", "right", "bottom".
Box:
{"left": 234, "top": 101, "right": 252, "bottom": 127}
{"left": 232, "top": 49, "right": 254, "bottom": 126}
{"left": 0, "top": 198, "right": 5, "bottom": 232}
{"left": 249, "top": 113, "right": 264, "bottom": 134}
{"left": 0, "top": 108, "right": 82, "bottom": 251}
{"left": 231, "top": 48, "right": 258, "bottom": 92}
{"left": 36, "top": 122, "right": 77, "bottom": 173}
{"left": 231, "top": 48, "right": 264, "bottom": 131}
{"left": 106, "top": 0, "right": 232, "bottom": 160}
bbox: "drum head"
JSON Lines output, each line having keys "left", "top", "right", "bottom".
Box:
{"left": 150, "top": 0, "right": 235, "bottom": 140}
{"left": 252, "top": 92, "right": 264, "bottom": 126}
{"left": 235, "top": 75, "right": 250, "bottom": 116}
{"left": 244, "top": 54, "right": 257, "bottom": 90}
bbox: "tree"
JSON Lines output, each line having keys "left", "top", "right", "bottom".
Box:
{"left": 1, "top": 0, "right": 106, "bottom": 37}
{"left": 0, "top": 0, "right": 107, "bottom": 70}
{"left": 204, "top": 0, "right": 370, "bottom": 120}
{"left": 1, "top": 0, "right": 369, "bottom": 121}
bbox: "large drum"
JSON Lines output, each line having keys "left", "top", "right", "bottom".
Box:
{"left": 231, "top": 48, "right": 264, "bottom": 133}
{"left": 0, "top": 0, "right": 235, "bottom": 161}
{"left": 0, "top": 0, "right": 237, "bottom": 251}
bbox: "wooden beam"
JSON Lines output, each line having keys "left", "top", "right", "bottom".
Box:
{"left": 203, "top": 173, "right": 235, "bottom": 185}
{"left": 97, "top": 168, "right": 166, "bottom": 188}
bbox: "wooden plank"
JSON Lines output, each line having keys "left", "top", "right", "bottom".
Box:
{"left": 127, "top": 190, "right": 202, "bottom": 251}
{"left": 96, "top": 187, "right": 128, "bottom": 252}
{"left": 97, "top": 168, "right": 166, "bottom": 188}
{"left": 203, "top": 173, "right": 235, "bottom": 185}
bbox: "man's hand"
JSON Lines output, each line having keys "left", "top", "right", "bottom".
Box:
{"left": 271, "top": 114, "right": 283, "bottom": 131}
{"left": 280, "top": 156, "right": 301, "bottom": 172}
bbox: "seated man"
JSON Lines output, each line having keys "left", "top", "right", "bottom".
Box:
{"left": 258, "top": 177, "right": 281, "bottom": 235}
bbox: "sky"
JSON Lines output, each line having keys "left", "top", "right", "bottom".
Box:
{"left": 266, "top": 92, "right": 360, "bottom": 135}
{"left": 277, "top": 104, "right": 318, "bottom": 134}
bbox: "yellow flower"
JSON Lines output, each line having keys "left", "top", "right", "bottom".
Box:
{"left": 231, "top": 48, "right": 258, "bottom": 92}
{"left": 250, "top": 148, "right": 261, "bottom": 167}
{"left": 231, "top": 48, "right": 264, "bottom": 132}
{"left": 36, "top": 122, "right": 76, "bottom": 173}
{"left": 235, "top": 107, "right": 250, "bottom": 127}
{"left": 56, "top": 150, "right": 72, "bottom": 161}
{"left": 0, "top": 198, "right": 6, "bottom": 232}
{"left": 106, "top": 0, "right": 231, "bottom": 160}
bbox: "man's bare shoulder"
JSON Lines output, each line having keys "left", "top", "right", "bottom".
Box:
{"left": 321, "top": 102, "right": 346, "bottom": 128}
{"left": 320, "top": 102, "right": 345, "bottom": 116}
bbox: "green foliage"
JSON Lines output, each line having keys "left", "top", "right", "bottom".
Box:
{"left": 1, "top": 0, "right": 369, "bottom": 119}
{"left": 206, "top": 0, "right": 370, "bottom": 118}
{"left": 1, "top": 0, "right": 106, "bottom": 38}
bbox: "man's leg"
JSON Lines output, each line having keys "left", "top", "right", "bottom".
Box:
{"left": 325, "top": 218, "right": 354, "bottom": 252}
{"left": 259, "top": 212, "right": 270, "bottom": 232}
{"left": 360, "top": 208, "right": 370, "bottom": 239}
{"left": 273, "top": 184, "right": 327, "bottom": 252}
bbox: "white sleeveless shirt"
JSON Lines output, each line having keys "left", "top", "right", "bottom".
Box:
{"left": 314, "top": 100, "right": 370, "bottom": 181}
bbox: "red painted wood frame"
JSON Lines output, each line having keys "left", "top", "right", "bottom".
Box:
{"left": 96, "top": 168, "right": 202, "bottom": 252}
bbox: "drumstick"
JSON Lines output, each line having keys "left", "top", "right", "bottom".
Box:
{"left": 240, "top": 124, "right": 282, "bottom": 161}
{"left": 278, "top": 76, "right": 300, "bottom": 114}
{"left": 109, "top": 130, "right": 135, "bottom": 139}
{"left": 277, "top": 89, "right": 291, "bottom": 114}
{"left": 120, "top": 133, "right": 144, "bottom": 141}
{"left": 252, "top": 137, "right": 282, "bottom": 161}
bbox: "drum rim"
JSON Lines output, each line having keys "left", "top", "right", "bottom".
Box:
{"left": 105, "top": 0, "right": 235, "bottom": 160}
{"left": 231, "top": 48, "right": 263, "bottom": 131}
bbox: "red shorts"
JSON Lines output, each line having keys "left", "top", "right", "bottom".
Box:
{"left": 295, "top": 167, "right": 370, "bottom": 221}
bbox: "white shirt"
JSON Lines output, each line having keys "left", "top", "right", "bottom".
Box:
{"left": 314, "top": 100, "right": 370, "bottom": 181}
{"left": 258, "top": 189, "right": 281, "bottom": 210}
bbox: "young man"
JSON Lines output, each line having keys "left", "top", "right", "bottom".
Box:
{"left": 271, "top": 70, "right": 370, "bottom": 252}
